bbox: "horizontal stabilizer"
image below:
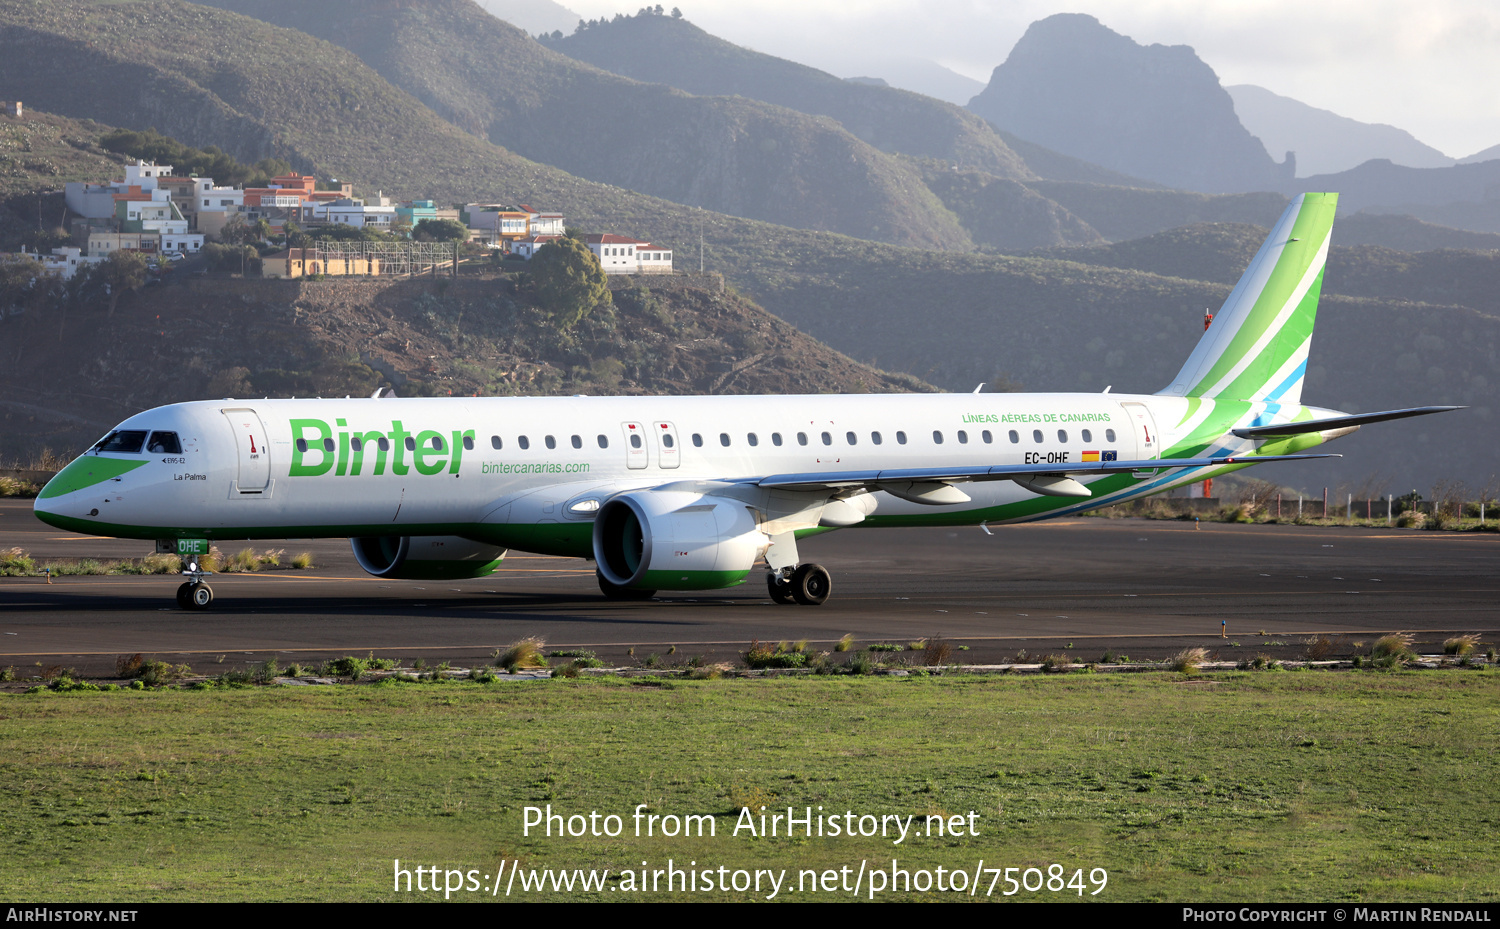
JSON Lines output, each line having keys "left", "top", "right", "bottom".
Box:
{"left": 1232, "top": 406, "right": 1463, "bottom": 438}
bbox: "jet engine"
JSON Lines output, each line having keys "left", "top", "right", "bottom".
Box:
{"left": 592, "top": 490, "right": 765, "bottom": 590}
{"left": 350, "top": 535, "right": 506, "bottom": 580}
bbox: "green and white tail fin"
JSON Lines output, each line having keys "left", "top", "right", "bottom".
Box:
{"left": 1159, "top": 192, "right": 1338, "bottom": 404}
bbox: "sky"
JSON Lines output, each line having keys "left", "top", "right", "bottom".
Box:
{"left": 560, "top": 0, "right": 1500, "bottom": 159}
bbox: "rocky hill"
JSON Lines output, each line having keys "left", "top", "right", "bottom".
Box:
{"left": 1227, "top": 84, "right": 1455, "bottom": 177}
{"left": 187, "top": 0, "right": 972, "bottom": 251}
{"left": 540, "top": 10, "right": 1032, "bottom": 180}
{"left": 0, "top": 270, "right": 930, "bottom": 463}
{"left": 968, "top": 14, "right": 1290, "bottom": 194}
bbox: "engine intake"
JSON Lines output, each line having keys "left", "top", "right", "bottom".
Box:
{"left": 593, "top": 490, "right": 764, "bottom": 590}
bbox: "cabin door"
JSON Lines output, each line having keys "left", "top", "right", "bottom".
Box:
{"left": 221, "top": 408, "right": 271, "bottom": 493}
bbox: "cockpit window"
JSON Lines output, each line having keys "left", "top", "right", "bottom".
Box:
{"left": 93, "top": 430, "right": 148, "bottom": 454}
{"left": 146, "top": 431, "right": 182, "bottom": 454}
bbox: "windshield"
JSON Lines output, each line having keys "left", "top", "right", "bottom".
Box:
{"left": 92, "top": 430, "right": 148, "bottom": 454}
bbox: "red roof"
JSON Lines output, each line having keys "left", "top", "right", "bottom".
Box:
{"left": 584, "top": 233, "right": 644, "bottom": 245}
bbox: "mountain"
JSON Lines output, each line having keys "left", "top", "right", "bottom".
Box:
{"left": 191, "top": 0, "right": 971, "bottom": 251}
{"left": 473, "top": 0, "right": 579, "bottom": 38}
{"left": 851, "top": 57, "right": 986, "bottom": 108}
{"left": 1458, "top": 143, "right": 1500, "bottom": 165}
{"left": 918, "top": 168, "right": 1105, "bottom": 251}
{"left": 1227, "top": 84, "right": 1454, "bottom": 177}
{"left": 1291, "top": 158, "right": 1500, "bottom": 221}
{"left": 1335, "top": 214, "right": 1500, "bottom": 252}
{"left": 539, "top": 9, "right": 1033, "bottom": 180}
{"left": 968, "top": 14, "right": 1291, "bottom": 194}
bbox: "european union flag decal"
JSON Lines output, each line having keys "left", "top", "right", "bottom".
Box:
{"left": 1101, "top": 450, "right": 1118, "bottom": 461}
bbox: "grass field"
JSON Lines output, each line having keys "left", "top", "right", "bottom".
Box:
{"left": 2, "top": 672, "right": 1496, "bottom": 902}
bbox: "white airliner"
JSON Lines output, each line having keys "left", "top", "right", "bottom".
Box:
{"left": 34, "top": 193, "right": 1455, "bottom": 609}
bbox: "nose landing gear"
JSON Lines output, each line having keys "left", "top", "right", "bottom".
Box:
{"left": 175, "top": 560, "right": 214, "bottom": 610}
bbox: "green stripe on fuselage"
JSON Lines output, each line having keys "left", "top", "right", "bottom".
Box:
{"left": 38, "top": 457, "right": 148, "bottom": 499}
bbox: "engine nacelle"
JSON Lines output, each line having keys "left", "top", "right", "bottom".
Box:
{"left": 593, "top": 490, "right": 765, "bottom": 590}
{"left": 350, "top": 535, "right": 506, "bottom": 580}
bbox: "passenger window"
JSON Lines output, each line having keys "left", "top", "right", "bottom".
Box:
{"left": 982, "top": 430, "right": 993, "bottom": 444}
{"left": 431, "top": 436, "right": 444, "bottom": 451}
{"left": 821, "top": 432, "right": 832, "bottom": 446}
{"left": 871, "top": 431, "right": 882, "bottom": 445}
{"left": 1033, "top": 430, "right": 1043, "bottom": 443}
{"left": 518, "top": 436, "right": 530, "bottom": 450}
{"left": 295, "top": 438, "right": 307, "bottom": 453}
{"left": 747, "top": 433, "right": 758, "bottom": 447}
{"left": 797, "top": 432, "right": 808, "bottom": 446}
{"left": 571, "top": 435, "right": 582, "bottom": 449}
{"left": 1057, "top": 430, "right": 1067, "bottom": 443}
{"left": 597, "top": 435, "right": 608, "bottom": 448}
{"left": 351, "top": 437, "right": 363, "bottom": 452}
{"left": 1081, "top": 429, "right": 1092, "bottom": 443}
{"left": 378, "top": 437, "right": 391, "bottom": 452}
{"left": 491, "top": 436, "right": 502, "bottom": 450}
{"left": 146, "top": 431, "right": 181, "bottom": 454}
{"left": 1009, "top": 430, "right": 1019, "bottom": 444}
{"left": 957, "top": 430, "right": 968, "bottom": 444}
{"left": 545, "top": 435, "right": 556, "bottom": 450}
{"left": 630, "top": 434, "right": 642, "bottom": 449}
{"left": 933, "top": 430, "right": 944, "bottom": 444}
{"left": 771, "top": 433, "right": 783, "bottom": 446}
{"left": 1106, "top": 428, "right": 1117, "bottom": 442}
{"left": 662, "top": 433, "right": 674, "bottom": 448}
{"left": 896, "top": 431, "right": 907, "bottom": 445}
{"left": 846, "top": 431, "right": 857, "bottom": 445}
{"left": 404, "top": 437, "right": 415, "bottom": 451}
{"left": 720, "top": 433, "right": 731, "bottom": 447}
{"left": 692, "top": 434, "right": 703, "bottom": 447}
{"left": 462, "top": 436, "right": 474, "bottom": 451}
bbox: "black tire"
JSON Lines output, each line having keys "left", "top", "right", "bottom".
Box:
{"left": 790, "top": 563, "right": 831, "bottom": 606}
{"left": 176, "top": 582, "right": 193, "bottom": 609}
{"left": 188, "top": 583, "right": 213, "bottom": 610}
{"left": 596, "top": 570, "right": 656, "bottom": 601}
{"left": 767, "top": 572, "right": 795, "bottom": 604}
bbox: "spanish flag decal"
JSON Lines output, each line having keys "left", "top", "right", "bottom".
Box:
{"left": 1082, "top": 450, "right": 1100, "bottom": 462}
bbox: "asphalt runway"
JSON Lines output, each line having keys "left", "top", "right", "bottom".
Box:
{"left": 2, "top": 497, "right": 1497, "bottom": 675}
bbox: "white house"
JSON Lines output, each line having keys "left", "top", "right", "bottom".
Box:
{"left": 583, "top": 233, "right": 673, "bottom": 275}
{"left": 511, "top": 234, "right": 561, "bottom": 260}
{"left": 4, "top": 246, "right": 99, "bottom": 281}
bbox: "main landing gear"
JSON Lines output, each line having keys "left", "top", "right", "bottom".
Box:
{"left": 175, "top": 560, "right": 215, "bottom": 611}
{"left": 767, "top": 563, "right": 831, "bottom": 606}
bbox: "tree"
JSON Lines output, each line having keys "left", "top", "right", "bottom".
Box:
{"left": 530, "top": 237, "right": 610, "bottom": 330}
{"left": 413, "top": 218, "right": 470, "bottom": 243}
{"left": 96, "top": 250, "right": 148, "bottom": 317}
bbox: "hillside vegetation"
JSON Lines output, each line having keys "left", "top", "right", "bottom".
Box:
{"left": 189, "top": 0, "right": 973, "bottom": 250}
{"left": 0, "top": 271, "right": 930, "bottom": 462}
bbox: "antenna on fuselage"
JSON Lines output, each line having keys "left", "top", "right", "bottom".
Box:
{"left": 972, "top": 383, "right": 985, "bottom": 394}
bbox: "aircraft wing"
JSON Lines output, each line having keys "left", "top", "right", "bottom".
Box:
{"left": 1231, "top": 405, "right": 1463, "bottom": 438}
{"left": 750, "top": 453, "right": 1340, "bottom": 499}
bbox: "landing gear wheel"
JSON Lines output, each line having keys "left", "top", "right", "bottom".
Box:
{"left": 187, "top": 583, "right": 213, "bottom": 610}
{"left": 176, "top": 582, "right": 193, "bottom": 609}
{"left": 596, "top": 570, "right": 656, "bottom": 601}
{"left": 790, "top": 563, "right": 831, "bottom": 606}
{"left": 767, "top": 572, "right": 795, "bottom": 604}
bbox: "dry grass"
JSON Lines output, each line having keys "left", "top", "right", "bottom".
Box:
{"left": 493, "top": 637, "right": 548, "bottom": 672}
{"left": 1169, "top": 647, "right": 1209, "bottom": 672}
{"left": 1443, "top": 634, "right": 1480, "bottom": 657}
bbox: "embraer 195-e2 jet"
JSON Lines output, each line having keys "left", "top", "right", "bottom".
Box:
{"left": 34, "top": 193, "right": 1457, "bottom": 610}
